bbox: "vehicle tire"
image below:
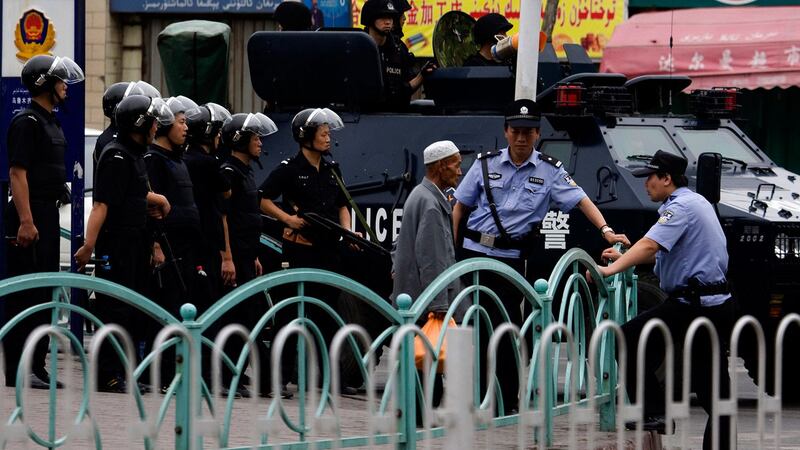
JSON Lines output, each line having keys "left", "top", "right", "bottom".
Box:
{"left": 636, "top": 273, "right": 668, "bottom": 314}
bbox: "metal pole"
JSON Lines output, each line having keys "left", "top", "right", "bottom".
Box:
{"left": 515, "top": 0, "right": 543, "bottom": 100}
{"left": 443, "top": 327, "right": 475, "bottom": 450}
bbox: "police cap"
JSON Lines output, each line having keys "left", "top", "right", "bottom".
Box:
{"left": 473, "top": 13, "right": 513, "bottom": 46}
{"left": 504, "top": 99, "right": 540, "bottom": 128}
{"left": 632, "top": 150, "right": 689, "bottom": 178}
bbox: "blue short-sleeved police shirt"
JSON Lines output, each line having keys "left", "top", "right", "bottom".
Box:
{"left": 644, "top": 187, "right": 731, "bottom": 306}
{"left": 454, "top": 147, "right": 586, "bottom": 258}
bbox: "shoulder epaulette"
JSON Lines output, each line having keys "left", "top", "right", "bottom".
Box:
{"left": 477, "top": 150, "right": 501, "bottom": 160}
{"left": 539, "top": 153, "right": 562, "bottom": 168}
{"left": 280, "top": 159, "right": 290, "bottom": 165}
{"left": 112, "top": 152, "right": 125, "bottom": 160}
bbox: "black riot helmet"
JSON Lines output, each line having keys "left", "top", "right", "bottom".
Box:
{"left": 221, "top": 113, "right": 278, "bottom": 152}
{"left": 102, "top": 82, "right": 133, "bottom": 119}
{"left": 125, "top": 80, "right": 161, "bottom": 99}
{"left": 274, "top": 0, "right": 312, "bottom": 31}
{"left": 186, "top": 102, "right": 232, "bottom": 147}
{"left": 360, "top": 0, "right": 401, "bottom": 27}
{"left": 21, "top": 55, "right": 84, "bottom": 97}
{"left": 155, "top": 97, "right": 191, "bottom": 138}
{"left": 291, "top": 107, "right": 344, "bottom": 151}
{"left": 115, "top": 95, "right": 175, "bottom": 137}
{"left": 473, "top": 13, "right": 513, "bottom": 46}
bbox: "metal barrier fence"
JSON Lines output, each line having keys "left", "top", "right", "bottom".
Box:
{"left": 0, "top": 248, "right": 679, "bottom": 449}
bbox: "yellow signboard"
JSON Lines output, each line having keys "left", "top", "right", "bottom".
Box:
{"left": 353, "top": 0, "right": 626, "bottom": 59}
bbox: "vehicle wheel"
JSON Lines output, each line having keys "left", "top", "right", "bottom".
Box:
{"left": 636, "top": 273, "right": 668, "bottom": 314}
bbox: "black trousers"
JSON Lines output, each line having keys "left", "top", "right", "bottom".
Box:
{"left": 3, "top": 200, "right": 60, "bottom": 385}
{"left": 93, "top": 229, "right": 152, "bottom": 384}
{"left": 276, "top": 240, "right": 344, "bottom": 386}
{"left": 217, "top": 247, "right": 271, "bottom": 387}
{"left": 460, "top": 248, "right": 529, "bottom": 413}
{"left": 622, "top": 298, "right": 735, "bottom": 450}
{"left": 152, "top": 228, "right": 215, "bottom": 385}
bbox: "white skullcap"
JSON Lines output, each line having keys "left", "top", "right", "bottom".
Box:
{"left": 423, "top": 140, "right": 460, "bottom": 165}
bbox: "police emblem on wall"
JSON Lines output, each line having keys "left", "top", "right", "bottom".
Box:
{"left": 14, "top": 9, "right": 57, "bottom": 61}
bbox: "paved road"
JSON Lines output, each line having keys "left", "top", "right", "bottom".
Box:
{"left": 3, "top": 351, "right": 800, "bottom": 449}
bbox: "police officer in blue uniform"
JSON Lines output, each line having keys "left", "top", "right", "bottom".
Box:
{"left": 452, "top": 98, "right": 628, "bottom": 410}
{"left": 4, "top": 55, "right": 83, "bottom": 389}
{"left": 597, "top": 150, "right": 733, "bottom": 450}
{"left": 75, "top": 94, "right": 172, "bottom": 393}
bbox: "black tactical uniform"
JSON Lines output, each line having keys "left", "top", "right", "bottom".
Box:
{"left": 3, "top": 55, "right": 83, "bottom": 388}
{"left": 378, "top": 34, "right": 417, "bottom": 110}
{"left": 184, "top": 146, "right": 229, "bottom": 298}
{"left": 4, "top": 101, "right": 67, "bottom": 387}
{"left": 93, "top": 134, "right": 153, "bottom": 387}
{"left": 259, "top": 152, "right": 347, "bottom": 266}
{"left": 183, "top": 102, "right": 232, "bottom": 304}
{"left": 219, "top": 153, "right": 270, "bottom": 392}
{"left": 221, "top": 155, "right": 262, "bottom": 273}
{"left": 145, "top": 144, "right": 203, "bottom": 312}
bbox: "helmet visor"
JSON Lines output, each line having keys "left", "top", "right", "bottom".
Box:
{"left": 126, "top": 80, "right": 161, "bottom": 99}
{"left": 304, "top": 108, "right": 344, "bottom": 131}
{"left": 205, "top": 102, "right": 232, "bottom": 123}
{"left": 165, "top": 97, "right": 190, "bottom": 115}
{"left": 174, "top": 95, "right": 198, "bottom": 111}
{"left": 241, "top": 113, "right": 278, "bottom": 137}
{"left": 46, "top": 56, "right": 85, "bottom": 84}
{"left": 148, "top": 98, "right": 175, "bottom": 126}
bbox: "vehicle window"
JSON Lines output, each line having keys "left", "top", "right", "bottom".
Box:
{"left": 84, "top": 136, "right": 96, "bottom": 190}
{"left": 675, "top": 127, "right": 763, "bottom": 165}
{"left": 539, "top": 141, "right": 573, "bottom": 168}
{"left": 604, "top": 126, "right": 681, "bottom": 166}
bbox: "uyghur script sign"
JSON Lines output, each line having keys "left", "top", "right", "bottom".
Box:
{"left": 353, "top": 0, "right": 627, "bottom": 58}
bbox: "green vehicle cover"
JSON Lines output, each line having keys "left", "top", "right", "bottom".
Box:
{"left": 157, "top": 20, "right": 230, "bottom": 105}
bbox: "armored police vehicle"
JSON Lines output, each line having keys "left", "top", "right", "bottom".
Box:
{"left": 245, "top": 31, "right": 800, "bottom": 399}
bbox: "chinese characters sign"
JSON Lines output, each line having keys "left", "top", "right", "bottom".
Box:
{"left": 540, "top": 211, "right": 570, "bottom": 250}
{"left": 353, "top": 0, "right": 626, "bottom": 58}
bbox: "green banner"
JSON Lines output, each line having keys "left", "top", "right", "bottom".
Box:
{"left": 630, "top": 0, "right": 800, "bottom": 7}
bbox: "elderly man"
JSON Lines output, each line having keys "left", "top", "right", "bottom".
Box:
{"left": 391, "top": 140, "right": 463, "bottom": 425}
{"left": 392, "top": 140, "right": 463, "bottom": 314}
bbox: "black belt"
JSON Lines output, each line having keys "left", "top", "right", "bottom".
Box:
{"left": 464, "top": 228, "right": 528, "bottom": 250}
{"left": 668, "top": 278, "right": 730, "bottom": 307}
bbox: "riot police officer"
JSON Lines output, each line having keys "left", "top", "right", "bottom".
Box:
{"left": 3, "top": 55, "right": 84, "bottom": 388}
{"left": 274, "top": 0, "right": 312, "bottom": 31}
{"left": 452, "top": 98, "right": 629, "bottom": 410}
{"left": 184, "top": 103, "right": 234, "bottom": 300}
{"left": 74, "top": 94, "right": 172, "bottom": 393}
{"left": 95, "top": 81, "right": 162, "bottom": 168}
{"left": 361, "top": 0, "right": 426, "bottom": 110}
{"left": 144, "top": 96, "right": 205, "bottom": 389}
{"left": 144, "top": 97, "right": 200, "bottom": 314}
{"left": 597, "top": 151, "right": 733, "bottom": 449}
{"left": 259, "top": 107, "right": 360, "bottom": 394}
{"left": 463, "top": 13, "right": 514, "bottom": 67}
{"left": 218, "top": 112, "right": 277, "bottom": 397}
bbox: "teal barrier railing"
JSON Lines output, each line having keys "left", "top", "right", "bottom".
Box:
{"left": 0, "top": 249, "right": 635, "bottom": 449}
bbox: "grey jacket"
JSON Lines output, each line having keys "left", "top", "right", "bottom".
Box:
{"left": 391, "top": 177, "right": 463, "bottom": 318}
